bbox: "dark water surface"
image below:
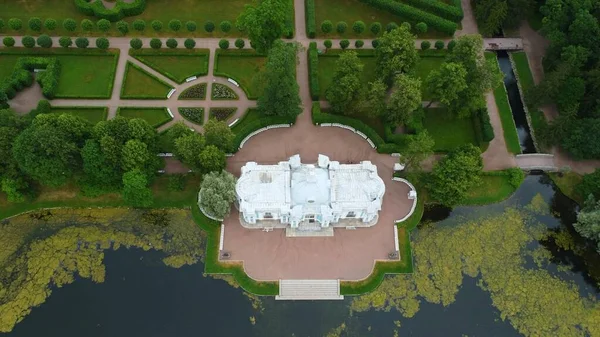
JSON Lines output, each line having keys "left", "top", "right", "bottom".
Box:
{"left": 2, "top": 175, "right": 599, "bottom": 337}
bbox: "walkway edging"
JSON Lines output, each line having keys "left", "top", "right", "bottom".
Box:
{"left": 392, "top": 177, "right": 418, "bottom": 223}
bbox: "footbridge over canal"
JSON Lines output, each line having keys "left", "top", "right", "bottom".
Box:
{"left": 516, "top": 154, "right": 558, "bottom": 172}
{"left": 484, "top": 38, "right": 524, "bottom": 51}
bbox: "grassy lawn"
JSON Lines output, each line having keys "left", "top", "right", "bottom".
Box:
{"left": 130, "top": 49, "right": 210, "bottom": 84}
{"left": 323, "top": 108, "right": 386, "bottom": 138}
{"left": 462, "top": 172, "right": 517, "bottom": 205}
{"left": 414, "top": 54, "right": 446, "bottom": 100}
{"left": 118, "top": 107, "right": 172, "bottom": 127}
{"left": 549, "top": 172, "right": 584, "bottom": 205}
{"left": 214, "top": 50, "right": 267, "bottom": 100}
{"left": 423, "top": 108, "right": 479, "bottom": 152}
{"left": 231, "top": 108, "right": 261, "bottom": 132}
{"left": 0, "top": 48, "right": 118, "bottom": 98}
{"left": 50, "top": 107, "right": 107, "bottom": 124}
{"left": 120, "top": 62, "right": 173, "bottom": 99}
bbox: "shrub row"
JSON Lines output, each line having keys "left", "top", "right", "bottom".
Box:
{"left": 308, "top": 42, "right": 320, "bottom": 101}
{"left": 402, "top": 0, "right": 463, "bottom": 22}
{"left": 476, "top": 107, "right": 495, "bottom": 142}
{"left": 232, "top": 114, "right": 297, "bottom": 150}
{"left": 357, "top": 0, "right": 457, "bottom": 35}
{"left": 305, "top": 0, "right": 317, "bottom": 38}
{"left": 1, "top": 57, "right": 60, "bottom": 106}
{"left": 74, "top": 0, "right": 146, "bottom": 22}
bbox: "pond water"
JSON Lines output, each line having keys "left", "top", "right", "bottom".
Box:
{"left": 2, "top": 174, "right": 599, "bottom": 337}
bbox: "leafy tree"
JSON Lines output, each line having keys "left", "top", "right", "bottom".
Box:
{"left": 59, "top": 36, "right": 72, "bottom": 48}
{"left": 28, "top": 17, "right": 42, "bottom": 32}
{"left": 168, "top": 174, "right": 186, "bottom": 191}
{"left": 375, "top": 25, "right": 419, "bottom": 84}
{"left": 352, "top": 21, "right": 366, "bottom": 34}
{"left": 36, "top": 35, "right": 52, "bottom": 48}
{"left": 169, "top": 19, "right": 182, "bottom": 32}
{"left": 421, "top": 40, "right": 431, "bottom": 50}
{"left": 186, "top": 20, "right": 197, "bottom": 32}
{"left": 1, "top": 177, "right": 28, "bottom": 203}
{"left": 326, "top": 51, "right": 364, "bottom": 115}
{"left": 324, "top": 39, "right": 332, "bottom": 49}
{"left": 198, "top": 170, "right": 236, "bottom": 219}
{"left": 121, "top": 140, "right": 151, "bottom": 172}
{"left": 577, "top": 169, "right": 600, "bottom": 200}
{"left": 219, "top": 39, "right": 230, "bottom": 49}
{"left": 75, "top": 37, "right": 89, "bottom": 48}
{"left": 80, "top": 139, "right": 121, "bottom": 195}
{"left": 8, "top": 18, "right": 23, "bottom": 31}
{"left": 235, "top": 38, "right": 245, "bottom": 49}
{"left": 340, "top": 39, "right": 349, "bottom": 49}
{"left": 237, "top": 0, "right": 292, "bottom": 53}
{"left": 97, "top": 19, "right": 111, "bottom": 32}
{"left": 122, "top": 169, "right": 153, "bottom": 207}
{"left": 95, "top": 37, "right": 109, "bottom": 50}
{"left": 133, "top": 19, "right": 146, "bottom": 32}
{"left": 561, "top": 119, "right": 600, "bottom": 159}
{"left": 81, "top": 19, "right": 94, "bottom": 32}
{"left": 44, "top": 18, "right": 57, "bottom": 31}
{"left": 372, "top": 39, "right": 380, "bottom": 48}
{"left": 574, "top": 195, "right": 600, "bottom": 252}
{"left": 130, "top": 38, "right": 143, "bottom": 49}
{"left": 22, "top": 36, "right": 35, "bottom": 48}
{"left": 447, "top": 40, "right": 456, "bottom": 50}
{"left": 336, "top": 21, "right": 347, "bottom": 33}
{"left": 474, "top": 0, "right": 508, "bottom": 36}
{"left": 184, "top": 38, "right": 196, "bottom": 49}
{"left": 435, "top": 40, "right": 445, "bottom": 50}
{"left": 355, "top": 40, "right": 364, "bottom": 48}
{"left": 426, "top": 62, "right": 468, "bottom": 107}
{"left": 415, "top": 22, "right": 428, "bottom": 33}
{"left": 150, "top": 38, "right": 162, "bottom": 49}
{"left": 204, "top": 20, "right": 215, "bottom": 32}
{"left": 174, "top": 133, "right": 205, "bottom": 169}
{"left": 386, "top": 22, "right": 398, "bottom": 32}
{"left": 364, "top": 80, "right": 387, "bottom": 117}
{"left": 427, "top": 144, "right": 483, "bottom": 206}
{"left": 166, "top": 38, "right": 178, "bottom": 48}
{"left": 400, "top": 130, "right": 435, "bottom": 170}
{"left": 3, "top": 37, "right": 15, "bottom": 47}
{"left": 151, "top": 20, "right": 163, "bottom": 31}
{"left": 204, "top": 119, "right": 235, "bottom": 152}
{"left": 220, "top": 20, "right": 232, "bottom": 32}
{"left": 258, "top": 40, "right": 302, "bottom": 117}
{"left": 386, "top": 74, "right": 422, "bottom": 125}
{"left": 63, "top": 18, "right": 77, "bottom": 31}
{"left": 370, "top": 22, "right": 382, "bottom": 35}
{"left": 321, "top": 20, "right": 333, "bottom": 33}
{"left": 199, "top": 145, "right": 226, "bottom": 173}
{"left": 116, "top": 20, "right": 129, "bottom": 35}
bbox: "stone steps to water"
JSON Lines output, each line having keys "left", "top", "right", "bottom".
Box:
{"left": 286, "top": 227, "right": 334, "bottom": 237}
{"left": 276, "top": 279, "right": 343, "bottom": 300}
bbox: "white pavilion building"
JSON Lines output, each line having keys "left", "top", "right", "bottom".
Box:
{"left": 235, "top": 154, "right": 386, "bottom": 230}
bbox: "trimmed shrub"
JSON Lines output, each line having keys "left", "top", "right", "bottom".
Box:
{"left": 0, "top": 19, "right": 3, "bottom": 30}
{"left": 352, "top": 21, "right": 366, "bottom": 34}
{"left": 81, "top": 19, "right": 94, "bottom": 31}
{"left": 416, "top": 22, "right": 428, "bottom": 33}
{"left": 184, "top": 38, "right": 196, "bottom": 49}
{"left": 235, "top": 38, "right": 245, "bottom": 49}
{"left": 28, "top": 17, "right": 42, "bottom": 32}
{"left": 44, "top": 19, "right": 58, "bottom": 31}
{"left": 336, "top": 21, "right": 348, "bottom": 33}
{"left": 59, "top": 36, "right": 72, "bottom": 48}
{"left": 507, "top": 167, "right": 525, "bottom": 189}
{"left": 133, "top": 19, "right": 146, "bottom": 31}
{"left": 204, "top": 21, "right": 215, "bottom": 32}
{"left": 370, "top": 22, "right": 382, "bottom": 35}
{"left": 477, "top": 108, "right": 495, "bottom": 142}
{"left": 63, "top": 18, "right": 77, "bottom": 31}
{"left": 186, "top": 21, "right": 197, "bottom": 32}
{"left": 435, "top": 40, "right": 445, "bottom": 50}
{"left": 372, "top": 39, "right": 380, "bottom": 48}
{"left": 3, "top": 37, "right": 16, "bottom": 47}
{"left": 8, "top": 18, "right": 23, "bottom": 31}
{"left": 130, "top": 38, "right": 142, "bottom": 49}
{"left": 75, "top": 37, "right": 89, "bottom": 48}
{"left": 37, "top": 100, "right": 52, "bottom": 114}
{"left": 0, "top": 57, "right": 62, "bottom": 100}
{"left": 97, "top": 19, "right": 111, "bottom": 32}
{"left": 36, "top": 35, "right": 53, "bottom": 48}
{"left": 117, "top": 20, "right": 129, "bottom": 35}
{"left": 324, "top": 39, "right": 332, "bottom": 49}
{"left": 166, "top": 38, "right": 178, "bottom": 48}
{"left": 340, "top": 39, "right": 350, "bottom": 49}
{"left": 22, "top": 36, "right": 35, "bottom": 48}
{"left": 386, "top": 22, "right": 398, "bottom": 32}
{"left": 308, "top": 42, "right": 320, "bottom": 100}
{"left": 150, "top": 38, "right": 162, "bottom": 49}
{"left": 420, "top": 40, "right": 431, "bottom": 50}
{"left": 169, "top": 19, "right": 182, "bottom": 32}
{"left": 151, "top": 20, "right": 163, "bottom": 31}
{"left": 219, "top": 39, "right": 230, "bottom": 49}
{"left": 401, "top": 22, "right": 411, "bottom": 30}
{"left": 447, "top": 40, "right": 456, "bottom": 50}
{"left": 96, "top": 37, "right": 109, "bottom": 49}
{"left": 355, "top": 40, "right": 364, "bottom": 48}
{"left": 73, "top": 0, "right": 147, "bottom": 21}
{"left": 305, "top": 0, "right": 316, "bottom": 38}
{"left": 220, "top": 20, "right": 232, "bottom": 32}
{"left": 321, "top": 20, "right": 333, "bottom": 33}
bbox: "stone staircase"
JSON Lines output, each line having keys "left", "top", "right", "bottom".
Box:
{"left": 276, "top": 279, "right": 344, "bottom": 300}
{"left": 286, "top": 227, "right": 334, "bottom": 237}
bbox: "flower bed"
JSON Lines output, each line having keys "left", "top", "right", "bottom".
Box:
{"left": 178, "top": 107, "right": 204, "bottom": 125}
{"left": 211, "top": 83, "right": 238, "bottom": 100}
{"left": 209, "top": 107, "right": 237, "bottom": 121}
{"left": 178, "top": 83, "right": 207, "bottom": 100}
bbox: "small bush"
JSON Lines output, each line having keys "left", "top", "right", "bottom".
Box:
{"left": 0, "top": 19, "right": 4, "bottom": 30}
{"left": 96, "top": 37, "right": 109, "bottom": 49}
{"left": 168, "top": 174, "right": 186, "bottom": 191}
{"left": 416, "top": 22, "right": 428, "bottom": 33}
{"left": 352, "top": 21, "right": 366, "bottom": 34}
{"left": 81, "top": 19, "right": 94, "bottom": 31}
{"left": 435, "top": 40, "right": 445, "bottom": 50}
{"left": 8, "top": 18, "right": 23, "bottom": 31}
{"left": 420, "top": 40, "right": 431, "bottom": 50}
{"left": 355, "top": 40, "right": 364, "bottom": 48}
{"left": 130, "top": 38, "right": 143, "bottom": 49}
{"left": 324, "top": 39, "right": 332, "bottom": 49}
{"left": 372, "top": 39, "right": 380, "bottom": 48}
{"left": 478, "top": 108, "right": 495, "bottom": 142}
{"left": 37, "top": 100, "right": 51, "bottom": 114}
{"left": 22, "top": 36, "right": 35, "bottom": 48}
{"left": 219, "top": 39, "right": 229, "bottom": 49}
{"left": 340, "top": 39, "right": 350, "bottom": 49}
{"left": 133, "top": 19, "right": 146, "bottom": 31}
{"left": 150, "top": 38, "right": 162, "bottom": 49}
{"left": 59, "top": 36, "right": 72, "bottom": 48}
{"left": 507, "top": 168, "right": 525, "bottom": 188}
{"left": 169, "top": 19, "right": 182, "bottom": 32}
{"left": 28, "top": 17, "right": 42, "bottom": 32}
{"left": 448, "top": 40, "right": 456, "bottom": 51}
{"left": 370, "top": 22, "right": 382, "bottom": 35}
{"left": 321, "top": 20, "right": 333, "bottom": 33}
{"left": 63, "top": 18, "right": 77, "bottom": 32}
{"left": 3, "top": 37, "right": 16, "bottom": 47}
{"left": 235, "top": 38, "right": 245, "bottom": 49}
{"left": 179, "top": 107, "right": 204, "bottom": 124}
{"left": 166, "top": 38, "right": 178, "bottom": 48}
{"left": 97, "top": 19, "right": 111, "bottom": 32}
{"left": 44, "top": 19, "right": 57, "bottom": 31}
{"left": 75, "top": 37, "right": 89, "bottom": 48}
{"left": 116, "top": 20, "right": 129, "bottom": 35}
{"left": 401, "top": 22, "right": 411, "bottom": 30}
{"left": 386, "top": 22, "right": 398, "bottom": 32}
{"left": 336, "top": 21, "right": 348, "bottom": 33}
{"left": 204, "top": 21, "right": 215, "bottom": 32}
{"left": 186, "top": 21, "right": 197, "bottom": 32}
{"left": 220, "top": 20, "right": 232, "bottom": 32}
{"left": 36, "top": 35, "right": 53, "bottom": 48}
{"left": 184, "top": 38, "right": 196, "bottom": 49}
{"left": 151, "top": 20, "right": 163, "bottom": 31}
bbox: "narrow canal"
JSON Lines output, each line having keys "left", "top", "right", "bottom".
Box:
{"left": 496, "top": 50, "right": 537, "bottom": 153}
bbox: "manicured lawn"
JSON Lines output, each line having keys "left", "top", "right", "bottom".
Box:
{"left": 423, "top": 108, "right": 479, "bottom": 152}
{"left": 214, "top": 50, "right": 267, "bottom": 99}
{"left": 0, "top": 49, "right": 118, "bottom": 98}
{"left": 462, "top": 173, "right": 517, "bottom": 205}
{"left": 118, "top": 107, "right": 172, "bottom": 127}
{"left": 50, "top": 107, "right": 108, "bottom": 124}
{"left": 131, "top": 49, "right": 210, "bottom": 84}
{"left": 323, "top": 108, "right": 386, "bottom": 138}
{"left": 231, "top": 108, "right": 261, "bottom": 133}
{"left": 120, "top": 62, "right": 173, "bottom": 99}
{"left": 414, "top": 54, "right": 446, "bottom": 100}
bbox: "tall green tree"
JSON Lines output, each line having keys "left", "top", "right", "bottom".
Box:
{"left": 386, "top": 74, "right": 422, "bottom": 125}
{"left": 237, "top": 0, "right": 292, "bottom": 53}
{"left": 364, "top": 80, "right": 387, "bottom": 117}
{"left": 80, "top": 139, "right": 121, "bottom": 195}
{"left": 401, "top": 130, "right": 435, "bottom": 171}
{"left": 474, "top": 0, "right": 508, "bottom": 36}
{"left": 257, "top": 40, "right": 301, "bottom": 117}
{"left": 574, "top": 195, "right": 600, "bottom": 253}
{"left": 199, "top": 145, "right": 227, "bottom": 173}
{"left": 121, "top": 139, "right": 151, "bottom": 172}
{"left": 326, "top": 51, "right": 364, "bottom": 115}
{"left": 375, "top": 25, "right": 419, "bottom": 84}
{"left": 426, "top": 62, "right": 468, "bottom": 107}
{"left": 174, "top": 133, "right": 205, "bottom": 170}
{"left": 122, "top": 169, "right": 153, "bottom": 207}
{"left": 204, "top": 119, "right": 235, "bottom": 152}
{"left": 198, "top": 170, "right": 237, "bottom": 219}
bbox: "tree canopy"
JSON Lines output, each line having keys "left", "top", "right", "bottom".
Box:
{"left": 386, "top": 74, "right": 422, "bottom": 125}
{"left": 198, "top": 170, "right": 237, "bottom": 219}
{"left": 326, "top": 51, "right": 364, "bottom": 115}
{"left": 236, "top": 0, "right": 292, "bottom": 53}
{"left": 374, "top": 25, "right": 419, "bottom": 84}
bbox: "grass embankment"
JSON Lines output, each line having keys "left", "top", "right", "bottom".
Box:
{"left": 120, "top": 62, "right": 173, "bottom": 99}
{"left": 549, "top": 172, "right": 585, "bottom": 205}
{"left": 130, "top": 49, "right": 210, "bottom": 84}
{"left": 423, "top": 107, "right": 479, "bottom": 152}
{"left": 118, "top": 107, "right": 172, "bottom": 127}
{"left": 214, "top": 50, "right": 267, "bottom": 100}
{"left": 50, "top": 106, "right": 107, "bottom": 124}
{"left": 231, "top": 108, "right": 261, "bottom": 133}
{"left": 461, "top": 171, "right": 519, "bottom": 205}
{"left": 0, "top": 48, "right": 118, "bottom": 98}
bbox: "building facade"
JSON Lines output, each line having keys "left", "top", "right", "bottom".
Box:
{"left": 235, "top": 154, "right": 386, "bottom": 230}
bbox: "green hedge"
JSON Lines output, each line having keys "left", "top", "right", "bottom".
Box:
{"left": 308, "top": 42, "right": 319, "bottom": 100}
{"left": 74, "top": 0, "right": 146, "bottom": 22}
{"left": 305, "top": 0, "right": 316, "bottom": 38}
{"left": 477, "top": 107, "right": 495, "bottom": 142}
{"left": 232, "top": 113, "right": 297, "bottom": 150}
{"left": 0, "top": 57, "right": 60, "bottom": 106}
{"left": 357, "top": 0, "right": 457, "bottom": 35}
{"left": 402, "top": 0, "right": 463, "bottom": 22}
